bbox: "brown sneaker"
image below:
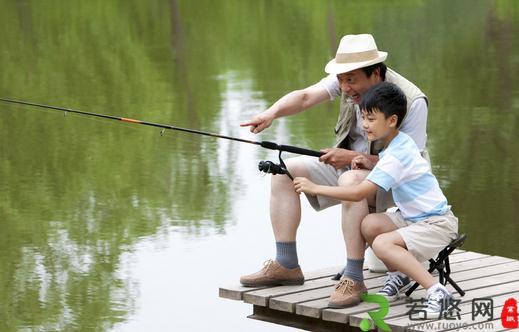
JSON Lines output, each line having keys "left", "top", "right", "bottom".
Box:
{"left": 240, "top": 260, "right": 304, "bottom": 287}
{"left": 328, "top": 277, "right": 367, "bottom": 308}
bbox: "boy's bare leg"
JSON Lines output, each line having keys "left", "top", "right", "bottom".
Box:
{"left": 372, "top": 228, "right": 436, "bottom": 289}
{"left": 361, "top": 213, "right": 399, "bottom": 248}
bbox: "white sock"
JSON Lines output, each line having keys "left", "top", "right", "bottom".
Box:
{"left": 427, "top": 283, "right": 449, "bottom": 296}
{"left": 388, "top": 271, "right": 406, "bottom": 278}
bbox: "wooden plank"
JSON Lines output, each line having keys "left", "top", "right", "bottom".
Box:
{"left": 372, "top": 269, "right": 519, "bottom": 324}
{"left": 248, "top": 305, "right": 352, "bottom": 332}
{"left": 244, "top": 269, "right": 385, "bottom": 306}
{"left": 219, "top": 265, "right": 343, "bottom": 300}
{"left": 449, "top": 270, "right": 519, "bottom": 292}
{"left": 446, "top": 251, "right": 488, "bottom": 263}
{"left": 409, "top": 291, "right": 519, "bottom": 332}
{"left": 433, "top": 255, "right": 514, "bottom": 273}
{"left": 349, "top": 260, "right": 519, "bottom": 329}
{"left": 408, "top": 317, "right": 509, "bottom": 332}
{"left": 269, "top": 272, "right": 389, "bottom": 313}
{"left": 244, "top": 277, "right": 336, "bottom": 307}
{"left": 295, "top": 254, "right": 508, "bottom": 319}
{"left": 248, "top": 305, "right": 353, "bottom": 332}
{"left": 218, "top": 250, "right": 519, "bottom": 332}
{"left": 323, "top": 291, "right": 427, "bottom": 324}
{"left": 268, "top": 286, "right": 330, "bottom": 313}
{"left": 375, "top": 281, "right": 519, "bottom": 332}
{"left": 408, "top": 318, "right": 506, "bottom": 332}
{"left": 219, "top": 285, "right": 268, "bottom": 301}
{"left": 219, "top": 251, "right": 490, "bottom": 301}
{"left": 444, "top": 259, "right": 519, "bottom": 281}
{"left": 323, "top": 269, "right": 519, "bottom": 326}
{"left": 296, "top": 298, "right": 336, "bottom": 318}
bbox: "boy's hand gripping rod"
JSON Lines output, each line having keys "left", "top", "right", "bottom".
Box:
{"left": 0, "top": 98, "right": 324, "bottom": 178}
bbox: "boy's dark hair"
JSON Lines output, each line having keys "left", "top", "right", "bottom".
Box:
{"left": 361, "top": 62, "right": 387, "bottom": 81}
{"left": 359, "top": 82, "right": 407, "bottom": 127}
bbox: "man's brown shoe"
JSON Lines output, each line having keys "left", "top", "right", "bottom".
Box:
{"left": 240, "top": 260, "right": 304, "bottom": 287}
{"left": 328, "top": 277, "right": 367, "bottom": 308}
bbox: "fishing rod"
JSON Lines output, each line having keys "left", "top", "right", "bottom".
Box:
{"left": 0, "top": 98, "right": 324, "bottom": 179}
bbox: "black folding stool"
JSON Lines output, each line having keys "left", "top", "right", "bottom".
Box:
{"left": 405, "top": 233, "right": 467, "bottom": 297}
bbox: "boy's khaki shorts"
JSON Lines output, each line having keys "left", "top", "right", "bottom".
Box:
{"left": 385, "top": 210, "right": 459, "bottom": 262}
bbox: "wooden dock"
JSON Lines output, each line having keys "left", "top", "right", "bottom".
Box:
{"left": 219, "top": 250, "right": 519, "bottom": 331}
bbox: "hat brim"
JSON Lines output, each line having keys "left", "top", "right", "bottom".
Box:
{"left": 324, "top": 52, "right": 388, "bottom": 74}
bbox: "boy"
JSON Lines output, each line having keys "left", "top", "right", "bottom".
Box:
{"left": 293, "top": 82, "right": 458, "bottom": 316}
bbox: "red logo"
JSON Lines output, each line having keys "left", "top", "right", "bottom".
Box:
{"left": 501, "top": 297, "right": 518, "bottom": 329}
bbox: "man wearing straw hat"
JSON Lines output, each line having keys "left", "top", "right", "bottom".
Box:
{"left": 240, "top": 34, "right": 428, "bottom": 307}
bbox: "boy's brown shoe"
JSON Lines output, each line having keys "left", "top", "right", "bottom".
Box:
{"left": 328, "top": 277, "right": 367, "bottom": 308}
{"left": 240, "top": 260, "right": 304, "bottom": 287}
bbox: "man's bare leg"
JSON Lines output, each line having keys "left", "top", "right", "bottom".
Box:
{"left": 267, "top": 158, "right": 312, "bottom": 270}
{"left": 270, "top": 159, "right": 310, "bottom": 241}
{"left": 338, "top": 170, "right": 375, "bottom": 282}
{"left": 240, "top": 158, "right": 311, "bottom": 286}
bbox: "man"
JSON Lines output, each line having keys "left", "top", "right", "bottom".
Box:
{"left": 239, "top": 34, "right": 428, "bottom": 306}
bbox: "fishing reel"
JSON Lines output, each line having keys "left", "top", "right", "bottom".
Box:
{"left": 258, "top": 151, "right": 293, "bottom": 180}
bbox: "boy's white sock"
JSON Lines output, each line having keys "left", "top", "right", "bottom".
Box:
{"left": 388, "top": 271, "right": 407, "bottom": 278}
{"left": 427, "top": 282, "right": 450, "bottom": 296}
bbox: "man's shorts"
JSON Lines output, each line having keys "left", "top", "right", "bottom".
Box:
{"left": 297, "top": 155, "right": 349, "bottom": 211}
{"left": 385, "top": 210, "right": 459, "bottom": 262}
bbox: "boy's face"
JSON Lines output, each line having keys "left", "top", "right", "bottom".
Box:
{"left": 336, "top": 68, "right": 381, "bottom": 104}
{"left": 361, "top": 108, "right": 398, "bottom": 142}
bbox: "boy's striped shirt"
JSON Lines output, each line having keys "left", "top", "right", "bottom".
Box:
{"left": 366, "top": 132, "right": 449, "bottom": 221}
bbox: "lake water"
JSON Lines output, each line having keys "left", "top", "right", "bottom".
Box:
{"left": 1, "top": 1, "right": 518, "bottom": 331}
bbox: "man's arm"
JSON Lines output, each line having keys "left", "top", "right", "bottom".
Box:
{"left": 319, "top": 149, "right": 379, "bottom": 169}
{"left": 293, "top": 177, "right": 379, "bottom": 202}
{"left": 240, "top": 84, "right": 330, "bottom": 134}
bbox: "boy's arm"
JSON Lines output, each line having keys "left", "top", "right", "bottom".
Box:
{"left": 293, "top": 177, "right": 379, "bottom": 202}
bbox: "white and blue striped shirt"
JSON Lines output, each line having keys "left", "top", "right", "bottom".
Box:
{"left": 366, "top": 132, "right": 450, "bottom": 221}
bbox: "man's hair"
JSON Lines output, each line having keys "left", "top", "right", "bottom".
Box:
{"left": 360, "top": 82, "right": 407, "bottom": 127}
{"left": 361, "top": 62, "right": 387, "bottom": 81}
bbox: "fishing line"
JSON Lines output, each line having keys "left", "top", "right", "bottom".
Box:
{"left": 0, "top": 98, "right": 325, "bottom": 178}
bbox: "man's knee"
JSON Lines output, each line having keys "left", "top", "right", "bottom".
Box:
{"left": 271, "top": 158, "right": 308, "bottom": 191}
{"left": 285, "top": 158, "right": 309, "bottom": 178}
{"left": 338, "top": 170, "right": 369, "bottom": 187}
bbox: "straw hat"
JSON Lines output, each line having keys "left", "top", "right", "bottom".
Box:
{"left": 325, "top": 34, "right": 388, "bottom": 74}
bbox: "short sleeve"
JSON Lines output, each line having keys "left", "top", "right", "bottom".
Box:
{"left": 366, "top": 154, "right": 402, "bottom": 191}
{"left": 399, "top": 98, "right": 428, "bottom": 151}
{"left": 316, "top": 74, "right": 341, "bottom": 100}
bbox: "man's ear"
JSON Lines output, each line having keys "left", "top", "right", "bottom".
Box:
{"left": 370, "top": 67, "right": 381, "bottom": 80}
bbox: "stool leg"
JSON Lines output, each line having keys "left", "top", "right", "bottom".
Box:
{"left": 405, "top": 282, "right": 419, "bottom": 297}
{"left": 405, "top": 259, "right": 437, "bottom": 297}
{"left": 445, "top": 275, "right": 465, "bottom": 296}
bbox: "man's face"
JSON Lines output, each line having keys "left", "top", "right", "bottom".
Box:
{"left": 337, "top": 68, "right": 381, "bottom": 104}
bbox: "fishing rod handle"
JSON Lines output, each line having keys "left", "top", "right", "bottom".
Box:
{"left": 260, "top": 141, "right": 324, "bottom": 158}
